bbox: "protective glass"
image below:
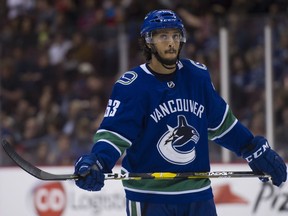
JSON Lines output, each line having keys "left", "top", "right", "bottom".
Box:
{"left": 144, "top": 30, "right": 186, "bottom": 44}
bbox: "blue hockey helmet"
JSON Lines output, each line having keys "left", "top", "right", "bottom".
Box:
{"left": 140, "top": 10, "right": 186, "bottom": 43}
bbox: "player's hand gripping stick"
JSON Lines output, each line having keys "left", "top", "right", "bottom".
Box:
{"left": 242, "top": 136, "right": 287, "bottom": 186}
{"left": 74, "top": 154, "right": 105, "bottom": 191}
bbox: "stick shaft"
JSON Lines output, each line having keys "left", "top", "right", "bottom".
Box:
{"left": 104, "top": 171, "right": 270, "bottom": 180}
{"left": 1, "top": 139, "right": 270, "bottom": 181}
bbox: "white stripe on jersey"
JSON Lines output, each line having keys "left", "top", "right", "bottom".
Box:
{"left": 128, "top": 200, "right": 141, "bottom": 216}
{"left": 210, "top": 119, "right": 238, "bottom": 140}
{"left": 208, "top": 104, "right": 229, "bottom": 131}
{"left": 96, "top": 139, "right": 122, "bottom": 156}
{"left": 96, "top": 129, "right": 132, "bottom": 146}
{"left": 124, "top": 184, "right": 211, "bottom": 195}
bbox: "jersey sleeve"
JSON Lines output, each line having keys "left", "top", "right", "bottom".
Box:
{"left": 205, "top": 73, "right": 253, "bottom": 156}
{"left": 91, "top": 72, "right": 147, "bottom": 171}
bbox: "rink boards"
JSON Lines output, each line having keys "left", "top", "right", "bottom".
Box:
{"left": 0, "top": 164, "right": 287, "bottom": 216}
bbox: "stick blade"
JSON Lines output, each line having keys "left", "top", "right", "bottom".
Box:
{"left": 1, "top": 139, "right": 77, "bottom": 181}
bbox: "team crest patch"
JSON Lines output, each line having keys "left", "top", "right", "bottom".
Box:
{"left": 157, "top": 115, "right": 200, "bottom": 165}
{"left": 116, "top": 71, "right": 138, "bottom": 85}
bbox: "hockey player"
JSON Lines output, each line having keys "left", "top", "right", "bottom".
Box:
{"left": 74, "top": 10, "right": 287, "bottom": 216}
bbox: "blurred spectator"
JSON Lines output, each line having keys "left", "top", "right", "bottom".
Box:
{"left": 36, "top": 21, "right": 50, "bottom": 48}
{"left": 76, "top": 0, "right": 101, "bottom": 33}
{"left": 0, "top": 58, "right": 23, "bottom": 114}
{"left": 36, "top": 85, "right": 60, "bottom": 128}
{"left": 69, "top": 32, "right": 95, "bottom": 63}
{"left": 56, "top": 78, "right": 75, "bottom": 115}
{"left": 48, "top": 32, "right": 72, "bottom": 66}
{"left": 6, "top": 0, "right": 34, "bottom": 19}
{"left": 230, "top": 53, "right": 250, "bottom": 118}
{"left": 33, "top": 140, "right": 54, "bottom": 165}
{"left": 53, "top": 133, "right": 77, "bottom": 165}
{"left": 34, "top": 0, "right": 56, "bottom": 25}
{"left": 1, "top": 0, "right": 288, "bottom": 166}
{"left": 19, "top": 116, "right": 42, "bottom": 153}
{"left": 33, "top": 52, "right": 54, "bottom": 86}
{"left": 14, "top": 15, "right": 37, "bottom": 49}
{"left": 72, "top": 116, "right": 94, "bottom": 156}
{"left": 13, "top": 99, "right": 35, "bottom": 128}
{"left": 52, "top": 0, "right": 78, "bottom": 35}
{"left": 62, "top": 99, "right": 84, "bottom": 135}
{"left": 275, "top": 107, "right": 288, "bottom": 159}
{"left": 245, "top": 46, "right": 265, "bottom": 90}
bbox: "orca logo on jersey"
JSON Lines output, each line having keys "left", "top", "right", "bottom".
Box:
{"left": 157, "top": 115, "right": 200, "bottom": 165}
{"left": 116, "top": 71, "right": 138, "bottom": 85}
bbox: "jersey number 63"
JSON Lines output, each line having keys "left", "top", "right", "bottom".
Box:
{"left": 104, "top": 99, "right": 121, "bottom": 117}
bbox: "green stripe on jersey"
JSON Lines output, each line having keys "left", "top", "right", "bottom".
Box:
{"left": 123, "top": 178, "right": 211, "bottom": 194}
{"left": 130, "top": 201, "right": 138, "bottom": 216}
{"left": 93, "top": 130, "right": 130, "bottom": 155}
{"left": 208, "top": 108, "right": 236, "bottom": 140}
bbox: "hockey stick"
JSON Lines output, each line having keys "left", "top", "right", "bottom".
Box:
{"left": 1, "top": 139, "right": 270, "bottom": 181}
{"left": 1, "top": 139, "right": 77, "bottom": 181}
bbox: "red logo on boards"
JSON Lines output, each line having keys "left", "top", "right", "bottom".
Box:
{"left": 33, "top": 182, "right": 66, "bottom": 216}
{"left": 214, "top": 184, "right": 248, "bottom": 204}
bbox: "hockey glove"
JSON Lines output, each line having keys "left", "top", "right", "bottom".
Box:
{"left": 74, "top": 154, "right": 105, "bottom": 191}
{"left": 242, "top": 136, "right": 287, "bottom": 187}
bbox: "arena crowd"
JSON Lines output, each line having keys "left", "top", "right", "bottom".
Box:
{"left": 1, "top": 0, "right": 288, "bottom": 165}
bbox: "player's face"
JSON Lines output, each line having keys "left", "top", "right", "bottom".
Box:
{"left": 151, "top": 29, "right": 181, "bottom": 61}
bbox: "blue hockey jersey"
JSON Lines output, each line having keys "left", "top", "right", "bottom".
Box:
{"left": 92, "top": 59, "right": 253, "bottom": 203}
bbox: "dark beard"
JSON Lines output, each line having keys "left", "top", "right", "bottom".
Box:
{"left": 150, "top": 44, "right": 179, "bottom": 66}
{"left": 160, "top": 57, "right": 178, "bottom": 65}
{"left": 154, "top": 52, "right": 178, "bottom": 65}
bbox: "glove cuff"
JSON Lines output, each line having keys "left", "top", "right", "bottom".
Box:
{"left": 94, "top": 155, "right": 104, "bottom": 171}
{"left": 91, "top": 153, "right": 111, "bottom": 173}
{"left": 241, "top": 136, "right": 271, "bottom": 163}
